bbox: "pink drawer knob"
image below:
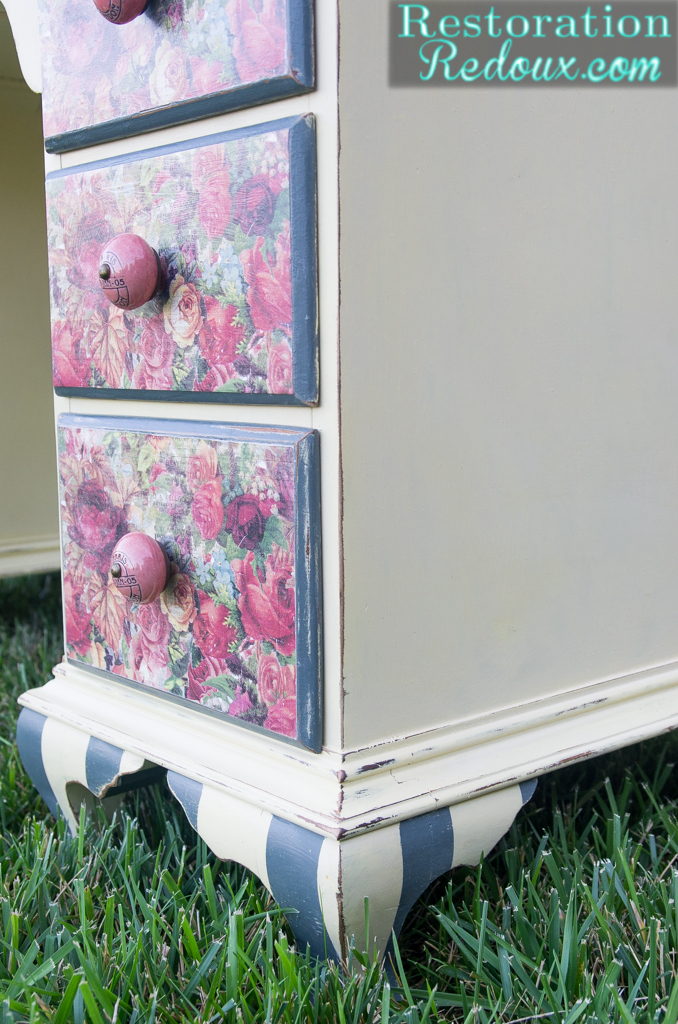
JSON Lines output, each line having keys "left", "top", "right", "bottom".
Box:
{"left": 110, "top": 533, "right": 170, "bottom": 604}
{"left": 92, "top": 0, "right": 149, "bottom": 24}
{"left": 98, "top": 233, "right": 159, "bottom": 311}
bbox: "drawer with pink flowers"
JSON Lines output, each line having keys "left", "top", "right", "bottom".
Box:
{"left": 47, "top": 115, "right": 318, "bottom": 406}
{"left": 58, "top": 413, "right": 322, "bottom": 751}
{"left": 39, "top": 0, "right": 314, "bottom": 152}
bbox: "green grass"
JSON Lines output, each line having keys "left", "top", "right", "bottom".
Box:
{"left": 3, "top": 575, "right": 678, "bottom": 1021}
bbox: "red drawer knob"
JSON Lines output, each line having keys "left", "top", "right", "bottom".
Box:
{"left": 110, "top": 533, "right": 170, "bottom": 605}
{"left": 92, "top": 0, "right": 149, "bottom": 24}
{"left": 98, "top": 234, "right": 159, "bottom": 311}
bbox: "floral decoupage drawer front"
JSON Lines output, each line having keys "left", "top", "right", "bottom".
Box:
{"left": 47, "top": 116, "right": 318, "bottom": 406}
{"left": 58, "top": 414, "right": 322, "bottom": 751}
{"left": 39, "top": 0, "right": 314, "bottom": 152}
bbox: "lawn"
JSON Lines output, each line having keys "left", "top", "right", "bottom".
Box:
{"left": 1, "top": 573, "right": 678, "bottom": 1022}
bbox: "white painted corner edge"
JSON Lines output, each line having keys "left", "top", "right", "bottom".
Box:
{"left": 2, "top": 0, "right": 42, "bottom": 93}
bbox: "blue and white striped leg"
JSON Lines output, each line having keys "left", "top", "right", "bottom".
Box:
{"left": 16, "top": 708, "right": 158, "bottom": 834}
{"left": 168, "top": 770, "right": 537, "bottom": 966}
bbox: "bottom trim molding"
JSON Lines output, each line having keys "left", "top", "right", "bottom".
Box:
{"left": 17, "top": 655, "right": 678, "bottom": 838}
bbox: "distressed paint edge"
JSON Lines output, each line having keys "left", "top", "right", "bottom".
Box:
{"left": 58, "top": 412, "right": 312, "bottom": 447}
{"left": 295, "top": 429, "right": 323, "bottom": 752}
{"left": 44, "top": 78, "right": 313, "bottom": 155}
{"left": 45, "top": 113, "right": 306, "bottom": 180}
{"left": 53, "top": 386, "right": 313, "bottom": 407}
{"left": 289, "top": 114, "right": 319, "bottom": 406}
{"left": 288, "top": 0, "right": 315, "bottom": 87}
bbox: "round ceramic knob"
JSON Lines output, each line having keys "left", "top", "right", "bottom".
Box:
{"left": 98, "top": 234, "right": 159, "bottom": 311}
{"left": 92, "top": 0, "right": 149, "bottom": 24}
{"left": 110, "top": 533, "right": 170, "bottom": 604}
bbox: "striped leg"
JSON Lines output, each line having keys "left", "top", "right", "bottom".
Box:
{"left": 168, "top": 770, "right": 537, "bottom": 966}
{"left": 16, "top": 708, "right": 163, "bottom": 834}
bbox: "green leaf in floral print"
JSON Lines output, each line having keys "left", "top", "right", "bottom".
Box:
{"left": 137, "top": 443, "right": 158, "bottom": 476}
{"left": 215, "top": 532, "right": 247, "bottom": 563}
{"left": 260, "top": 515, "right": 288, "bottom": 558}
{"left": 202, "top": 675, "right": 236, "bottom": 702}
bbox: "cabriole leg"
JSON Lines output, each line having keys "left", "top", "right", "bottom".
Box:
{"left": 16, "top": 707, "right": 160, "bottom": 833}
{"left": 168, "top": 770, "right": 537, "bottom": 966}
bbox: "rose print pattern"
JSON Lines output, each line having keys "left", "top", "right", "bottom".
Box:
{"left": 59, "top": 423, "right": 299, "bottom": 739}
{"left": 47, "top": 125, "right": 301, "bottom": 398}
{"left": 39, "top": 0, "right": 299, "bottom": 143}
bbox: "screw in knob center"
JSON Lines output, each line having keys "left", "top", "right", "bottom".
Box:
{"left": 111, "top": 563, "right": 122, "bottom": 579}
{"left": 99, "top": 263, "right": 112, "bottom": 281}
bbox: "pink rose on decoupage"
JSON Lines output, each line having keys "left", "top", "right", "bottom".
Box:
{"left": 195, "top": 364, "right": 238, "bottom": 393}
{"left": 265, "top": 697, "right": 296, "bottom": 737}
{"left": 228, "top": 685, "right": 253, "bottom": 718}
{"left": 198, "top": 298, "right": 245, "bottom": 368}
{"left": 64, "top": 579, "right": 92, "bottom": 655}
{"left": 193, "top": 594, "right": 239, "bottom": 658}
{"left": 241, "top": 225, "right": 292, "bottom": 333}
{"left": 187, "top": 656, "right": 222, "bottom": 701}
{"left": 191, "top": 146, "right": 225, "bottom": 190}
{"left": 198, "top": 171, "right": 232, "bottom": 239}
{"left": 133, "top": 320, "right": 175, "bottom": 390}
{"left": 164, "top": 276, "right": 202, "bottom": 348}
{"left": 52, "top": 322, "right": 90, "bottom": 388}
{"left": 267, "top": 339, "right": 293, "bottom": 394}
{"left": 186, "top": 440, "right": 219, "bottom": 493}
{"left": 192, "top": 480, "right": 224, "bottom": 540}
{"left": 131, "top": 627, "right": 170, "bottom": 688}
{"left": 226, "top": 0, "right": 286, "bottom": 83}
{"left": 149, "top": 40, "right": 189, "bottom": 106}
{"left": 160, "top": 571, "right": 196, "bottom": 631}
{"left": 190, "top": 57, "right": 227, "bottom": 96}
{"left": 257, "top": 653, "right": 296, "bottom": 706}
{"left": 135, "top": 601, "right": 170, "bottom": 647}
{"left": 231, "top": 549, "right": 295, "bottom": 656}
{"left": 126, "top": 15, "right": 156, "bottom": 66}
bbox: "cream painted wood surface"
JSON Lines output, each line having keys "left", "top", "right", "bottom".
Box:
{"left": 0, "top": 8, "right": 58, "bottom": 578}
{"left": 338, "top": 0, "right": 678, "bottom": 749}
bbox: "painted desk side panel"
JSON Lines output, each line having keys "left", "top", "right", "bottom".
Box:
{"left": 0, "top": 72, "right": 59, "bottom": 576}
{"left": 338, "top": 0, "right": 678, "bottom": 747}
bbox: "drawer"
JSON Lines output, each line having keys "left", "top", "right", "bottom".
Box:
{"left": 47, "top": 115, "right": 318, "bottom": 406}
{"left": 58, "top": 413, "right": 322, "bottom": 750}
{"left": 38, "top": 0, "right": 314, "bottom": 152}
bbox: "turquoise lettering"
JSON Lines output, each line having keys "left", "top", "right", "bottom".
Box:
{"left": 555, "top": 15, "right": 579, "bottom": 36}
{"left": 485, "top": 7, "right": 502, "bottom": 36}
{"left": 507, "top": 15, "right": 530, "bottom": 36}
{"left": 533, "top": 14, "right": 552, "bottom": 36}
{"left": 484, "top": 39, "right": 513, "bottom": 79}
{"left": 556, "top": 55, "right": 579, "bottom": 78}
{"left": 464, "top": 14, "right": 482, "bottom": 36}
{"left": 459, "top": 57, "right": 483, "bottom": 80}
{"left": 617, "top": 15, "right": 640, "bottom": 36}
{"left": 399, "top": 4, "right": 434, "bottom": 37}
{"left": 419, "top": 39, "right": 458, "bottom": 78}
{"left": 608, "top": 55, "right": 629, "bottom": 78}
{"left": 439, "top": 14, "right": 460, "bottom": 36}
{"left": 531, "top": 57, "right": 558, "bottom": 80}
{"left": 587, "top": 57, "right": 608, "bottom": 80}
{"left": 509, "top": 56, "right": 531, "bottom": 79}
{"left": 582, "top": 7, "right": 598, "bottom": 36}
{"left": 628, "top": 56, "right": 661, "bottom": 79}
{"left": 645, "top": 15, "right": 670, "bottom": 37}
